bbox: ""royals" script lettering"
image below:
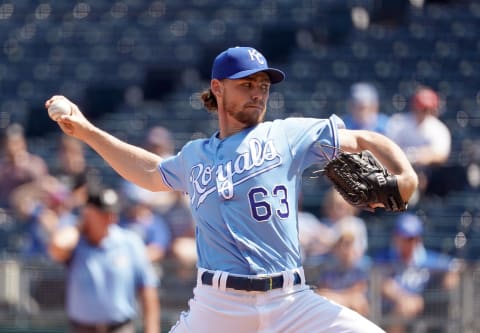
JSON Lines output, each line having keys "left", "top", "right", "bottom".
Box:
{"left": 189, "top": 138, "right": 282, "bottom": 207}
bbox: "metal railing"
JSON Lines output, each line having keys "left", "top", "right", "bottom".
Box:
{"left": 0, "top": 258, "right": 479, "bottom": 333}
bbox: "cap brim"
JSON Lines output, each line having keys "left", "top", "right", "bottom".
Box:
{"left": 227, "top": 68, "right": 285, "bottom": 84}
{"left": 397, "top": 231, "right": 421, "bottom": 238}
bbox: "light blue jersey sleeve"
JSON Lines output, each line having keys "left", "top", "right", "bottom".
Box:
{"left": 285, "top": 114, "right": 345, "bottom": 172}
{"left": 157, "top": 141, "right": 194, "bottom": 193}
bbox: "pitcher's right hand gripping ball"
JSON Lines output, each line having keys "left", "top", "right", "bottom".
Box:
{"left": 48, "top": 98, "right": 72, "bottom": 121}
{"left": 323, "top": 150, "right": 407, "bottom": 212}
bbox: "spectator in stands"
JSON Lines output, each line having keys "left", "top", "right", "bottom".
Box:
{"left": 9, "top": 176, "right": 77, "bottom": 259}
{"left": 51, "top": 135, "right": 97, "bottom": 210}
{"left": 48, "top": 185, "right": 160, "bottom": 333}
{"left": 120, "top": 126, "right": 178, "bottom": 212}
{"left": 120, "top": 191, "right": 172, "bottom": 264}
{"left": 298, "top": 192, "right": 337, "bottom": 261}
{"left": 52, "top": 135, "right": 87, "bottom": 190}
{"left": 161, "top": 191, "right": 197, "bottom": 265}
{"left": 0, "top": 123, "right": 48, "bottom": 207}
{"left": 119, "top": 126, "right": 196, "bottom": 266}
{"left": 374, "top": 213, "right": 462, "bottom": 333}
{"left": 313, "top": 187, "right": 369, "bottom": 262}
{"left": 386, "top": 86, "right": 452, "bottom": 194}
{"left": 314, "top": 218, "right": 372, "bottom": 317}
{"left": 344, "top": 82, "right": 390, "bottom": 134}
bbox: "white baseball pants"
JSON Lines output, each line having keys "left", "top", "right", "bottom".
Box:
{"left": 169, "top": 269, "right": 385, "bottom": 333}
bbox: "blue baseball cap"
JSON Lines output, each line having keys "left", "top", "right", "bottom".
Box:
{"left": 395, "top": 213, "right": 423, "bottom": 238}
{"left": 211, "top": 47, "right": 285, "bottom": 84}
{"left": 350, "top": 82, "right": 379, "bottom": 105}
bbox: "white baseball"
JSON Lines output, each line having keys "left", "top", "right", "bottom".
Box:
{"left": 48, "top": 99, "right": 72, "bottom": 121}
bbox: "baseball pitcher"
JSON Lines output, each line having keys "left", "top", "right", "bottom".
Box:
{"left": 45, "top": 46, "right": 418, "bottom": 333}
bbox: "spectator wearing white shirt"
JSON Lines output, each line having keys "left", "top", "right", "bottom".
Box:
{"left": 386, "top": 86, "right": 451, "bottom": 196}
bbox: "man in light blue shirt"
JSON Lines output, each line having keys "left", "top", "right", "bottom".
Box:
{"left": 375, "top": 213, "right": 461, "bottom": 333}
{"left": 48, "top": 186, "right": 160, "bottom": 333}
{"left": 344, "top": 82, "right": 390, "bottom": 134}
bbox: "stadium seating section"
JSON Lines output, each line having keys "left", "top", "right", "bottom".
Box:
{"left": 0, "top": 0, "right": 479, "bottom": 331}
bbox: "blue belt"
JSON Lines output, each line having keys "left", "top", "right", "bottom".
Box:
{"left": 201, "top": 271, "right": 301, "bottom": 291}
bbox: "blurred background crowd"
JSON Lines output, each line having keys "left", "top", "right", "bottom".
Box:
{"left": 0, "top": 0, "right": 479, "bottom": 332}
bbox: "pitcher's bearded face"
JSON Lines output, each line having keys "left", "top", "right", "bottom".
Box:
{"left": 222, "top": 72, "right": 271, "bottom": 127}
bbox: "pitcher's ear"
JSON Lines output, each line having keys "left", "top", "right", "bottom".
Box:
{"left": 211, "top": 79, "right": 223, "bottom": 97}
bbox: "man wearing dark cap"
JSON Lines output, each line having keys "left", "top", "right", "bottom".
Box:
{"left": 45, "top": 46, "right": 419, "bottom": 332}
{"left": 374, "top": 213, "right": 462, "bottom": 333}
{"left": 48, "top": 186, "right": 160, "bottom": 333}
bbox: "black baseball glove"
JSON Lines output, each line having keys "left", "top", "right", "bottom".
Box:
{"left": 322, "top": 150, "right": 407, "bottom": 212}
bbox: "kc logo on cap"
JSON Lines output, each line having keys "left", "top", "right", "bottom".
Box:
{"left": 247, "top": 49, "right": 266, "bottom": 65}
{"left": 211, "top": 46, "right": 285, "bottom": 84}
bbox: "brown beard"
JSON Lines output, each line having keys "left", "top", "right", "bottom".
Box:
{"left": 224, "top": 99, "right": 266, "bottom": 127}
